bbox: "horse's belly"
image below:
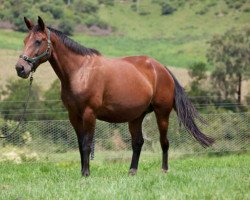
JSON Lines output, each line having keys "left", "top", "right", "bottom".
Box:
{"left": 96, "top": 103, "right": 148, "bottom": 123}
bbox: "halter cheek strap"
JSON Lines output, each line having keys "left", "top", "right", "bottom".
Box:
{"left": 20, "top": 29, "right": 51, "bottom": 72}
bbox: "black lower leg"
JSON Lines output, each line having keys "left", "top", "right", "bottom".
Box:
{"left": 161, "top": 139, "right": 169, "bottom": 171}
{"left": 128, "top": 115, "right": 145, "bottom": 175}
{"left": 130, "top": 136, "right": 144, "bottom": 171}
{"left": 77, "top": 135, "right": 84, "bottom": 173}
{"left": 78, "top": 134, "right": 92, "bottom": 177}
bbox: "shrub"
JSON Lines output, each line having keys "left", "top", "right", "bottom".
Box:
{"left": 225, "top": 0, "right": 246, "bottom": 9}
{"left": 50, "top": 6, "right": 64, "bottom": 19}
{"left": 74, "top": 0, "right": 99, "bottom": 14}
{"left": 207, "top": 2, "right": 217, "bottom": 7}
{"left": 196, "top": 7, "right": 209, "bottom": 15}
{"left": 85, "top": 16, "right": 109, "bottom": 29}
{"left": 13, "top": 17, "right": 29, "bottom": 32}
{"left": 40, "top": 4, "right": 64, "bottom": 19}
{"left": 58, "top": 19, "right": 74, "bottom": 35}
{"left": 0, "top": 79, "right": 42, "bottom": 121}
{"left": 7, "top": 1, "right": 33, "bottom": 32}
{"left": 1, "top": 119, "right": 26, "bottom": 146}
{"left": 161, "top": 2, "right": 176, "bottom": 15}
{"left": 243, "top": 7, "right": 250, "bottom": 13}
{"left": 130, "top": 4, "right": 137, "bottom": 12}
{"left": 39, "top": 3, "right": 52, "bottom": 13}
{"left": 139, "top": 10, "right": 151, "bottom": 16}
{"left": 187, "top": 62, "right": 215, "bottom": 106}
{"left": 98, "top": 0, "right": 114, "bottom": 6}
{"left": 43, "top": 79, "right": 67, "bottom": 120}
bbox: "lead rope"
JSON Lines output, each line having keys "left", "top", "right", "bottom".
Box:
{"left": 0, "top": 72, "right": 33, "bottom": 138}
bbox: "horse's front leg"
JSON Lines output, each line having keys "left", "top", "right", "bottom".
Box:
{"left": 78, "top": 107, "right": 96, "bottom": 177}
{"left": 77, "top": 133, "right": 94, "bottom": 177}
{"left": 69, "top": 108, "right": 96, "bottom": 177}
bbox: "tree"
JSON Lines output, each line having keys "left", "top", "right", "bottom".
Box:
{"left": 7, "top": 0, "right": 34, "bottom": 32}
{"left": 188, "top": 62, "right": 214, "bottom": 105}
{"left": 58, "top": 19, "right": 74, "bottom": 36}
{"left": 43, "top": 79, "right": 67, "bottom": 120}
{"left": 0, "top": 79, "right": 42, "bottom": 121}
{"left": 207, "top": 27, "right": 250, "bottom": 104}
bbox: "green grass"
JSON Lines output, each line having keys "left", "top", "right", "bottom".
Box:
{"left": 0, "top": 30, "right": 25, "bottom": 50}
{"left": 99, "top": 0, "right": 250, "bottom": 39}
{"left": 0, "top": 29, "right": 207, "bottom": 68}
{"left": 0, "top": 153, "right": 249, "bottom": 200}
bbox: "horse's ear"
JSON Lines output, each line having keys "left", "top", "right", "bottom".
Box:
{"left": 24, "top": 17, "right": 34, "bottom": 30}
{"left": 37, "top": 16, "right": 45, "bottom": 31}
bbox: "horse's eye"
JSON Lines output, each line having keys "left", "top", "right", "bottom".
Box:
{"left": 35, "top": 40, "right": 42, "bottom": 45}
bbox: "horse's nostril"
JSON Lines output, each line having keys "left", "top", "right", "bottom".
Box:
{"left": 15, "top": 64, "right": 25, "bottom": 74}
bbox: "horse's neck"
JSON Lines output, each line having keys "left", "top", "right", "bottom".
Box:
{"left": 48, "top": 42, "right": 84, "bottom": 85}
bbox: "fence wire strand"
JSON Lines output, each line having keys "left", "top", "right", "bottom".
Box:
{"left": 0, "top": 112, "right": 249, "bottom": 163}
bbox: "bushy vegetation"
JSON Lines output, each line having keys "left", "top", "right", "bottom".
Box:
{"left": 207, "top": 27, "right": 250, "bottom": 104}
{"left": 0, "top": 79, "right": 42, "bottom": 121}
{"left": 0, "top": 0, "right": 249, "bottom": 36}
{"left": 160, "top": 2, "right": 177, "bottom": 15}
{"left": 0, "top": 0, "right": 111, "bottom": 33}
{"left": 185, "top": 26, "right": 250, "bottom": 112}
{"left": 187, "top": 62, "right": 214, "bottom": 106}
{"left": 0, "top": 79, "right": 67, "bottom": 121}
{"left": 58, "top": 19, "right": 74, "bottom": 36}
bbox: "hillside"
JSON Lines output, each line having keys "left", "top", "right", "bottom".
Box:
{"left": 0, "top": 0, "right": 249, "bottom": 65}
{"left": 99, "top": 0, "right": 250, "bottom": 39}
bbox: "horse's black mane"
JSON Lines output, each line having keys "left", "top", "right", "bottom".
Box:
{"left": 46, "top": 26, "right": 101, "bottom": 56}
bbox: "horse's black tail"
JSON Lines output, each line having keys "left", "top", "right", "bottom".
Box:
{"left": 167, "top": 69, "right": 215, "bottom": 147}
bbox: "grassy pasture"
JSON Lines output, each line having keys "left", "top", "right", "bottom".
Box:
{"left": 0, "top": 30, "right": 192, "bottom": 91}
{"left": 99, "top": 0, "right": 250, "bottom": 39}
{"left": 0, "top": 153, "right": 249, "bottom": 200}
{"left": 0, "top": 29, "right": 207, "bottom": 69}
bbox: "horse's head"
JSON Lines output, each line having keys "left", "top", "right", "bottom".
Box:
{"left": 15, "top": 16, "right": 51, "bottom": 78}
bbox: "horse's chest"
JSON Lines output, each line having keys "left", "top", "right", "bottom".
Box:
{"left": 61, "top": 86, "right": 102, "bottom": 114}
{"left": 61, "top": 88, "right": 87, "bottom": 112}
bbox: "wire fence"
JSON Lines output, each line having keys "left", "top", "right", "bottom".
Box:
{"left": 0, "top": 112, "right": 249, "bottom": 163}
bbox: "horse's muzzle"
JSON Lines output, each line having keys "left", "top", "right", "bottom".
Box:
{"left": 15, "top": 63, "right": 30, "bottom": 79}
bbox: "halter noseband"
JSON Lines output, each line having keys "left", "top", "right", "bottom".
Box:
{"left": 19, "top": 29, "right": 51, "bottom": 72}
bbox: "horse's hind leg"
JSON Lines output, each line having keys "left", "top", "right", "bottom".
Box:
{"left": 155, "top": 110, "right": 170, "bottom": 172}
{"left": 128, "top": 114, "right": 145, "bottom": 175}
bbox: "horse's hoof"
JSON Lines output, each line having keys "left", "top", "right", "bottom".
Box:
{"left": 82, "top": 170, "right": 90, "bottom": 177}
{"left": 128, "top": 168, "right": 137, "bottom": 176}
{"left": 162, "top": 169, "right": 168, "bottom": 173}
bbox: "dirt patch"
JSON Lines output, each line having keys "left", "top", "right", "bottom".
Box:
{"left": 0, "top": 21, "right": 14, "bottom": 29}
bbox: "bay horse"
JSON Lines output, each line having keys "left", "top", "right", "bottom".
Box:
{"left": 15, "top": 16, "right": 214, "bottom": 176}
